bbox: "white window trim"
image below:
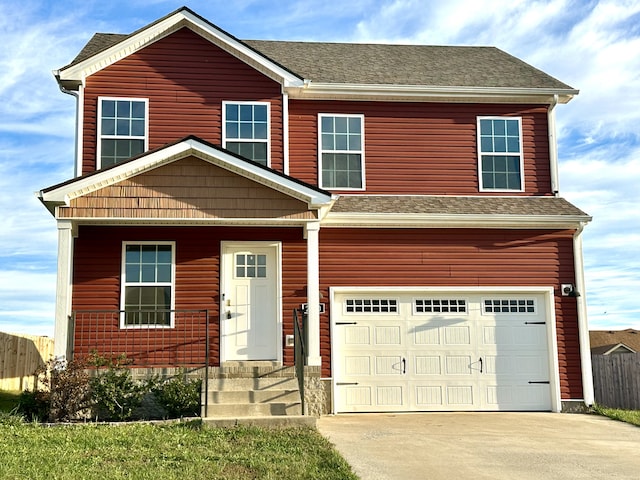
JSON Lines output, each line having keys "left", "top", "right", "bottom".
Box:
{"left": 222, "top": 100, "right": 271, "bottom": 167}
{"left": 318, "top": 113, "right": 366, "bottom": 191}
{"left": 97, "top": 97, "right": 149, "bottom": 170}
{"left": 477, "top": 116, "right": 525, "bottom": 192}
{"left": 119, "top": 241, "right": 176, "bottom": 329}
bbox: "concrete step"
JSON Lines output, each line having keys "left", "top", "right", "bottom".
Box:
{"left": 205, "top": 377, "right": 300, "bottom": 391}
{"left": 210, "top": 364, "right": 297, "bottom": 379}
{"left": 206, "top": 389, "right": 301, "bottom": 404}
{"left": 204, "top": 402, "right": 302, "bottom": 417}
{"left": 202, "top": 415, "right": 316, "bottom": 428}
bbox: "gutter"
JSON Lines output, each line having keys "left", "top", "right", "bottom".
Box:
{"left": 54, "top": 71, "right": 81, "bottom": 177}
{"left": 322, "top": 212, "right": 591, "bottom": 229}
{"left": 288, "top": 82, "right": 578, "bottom": 104}
{"left": 548, "top": 94, "right": 560, "bottom": 196}
{"left": 574, "top": 222, "right": 594, "bottom": 407}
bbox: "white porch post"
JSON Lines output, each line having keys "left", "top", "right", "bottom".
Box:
{"left": 574, "top": 225, "right": 594, "bottom": 406}
{"left": 305, "top": 221, "right": 321, "bottom": 366}
{"left": 53, "top": 220, "right": 75, "bottom": 360}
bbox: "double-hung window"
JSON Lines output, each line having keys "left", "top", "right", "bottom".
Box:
{"left": 478, "top": 117, "right": 524, "bottom": 191}
{"left": 319, "top": 114, "right": 365, "bottom": 190}
{"left": 121, "top": 242, "right": 175, "bottom": 328}
{"left": 98, "top": 97, "right": 148, "bottom": 168}
{"left": 223, "top": 102, "right": 269, "bottom": 166}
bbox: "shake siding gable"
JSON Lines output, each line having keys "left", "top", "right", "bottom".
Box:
{"left": 289, "top": 100, "right": 551, "bottom": 195}
{"left": 59, "top": 157, "right": 314, "bottom": 220}
{"left": 82, "top": 27, "right": 283, "bottom": 175}
{"left": 317, "top": 228, "right": 582, "bottom": 396}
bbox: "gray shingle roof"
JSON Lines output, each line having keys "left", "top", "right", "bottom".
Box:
{"left": 330, "top": 195, "right": 589, "bottom": 217}
{"left": 246, "top": 40, "right": 572, "bottom": 89}
{"left": 63, "top": 30, "right": 573, "bottom": 90}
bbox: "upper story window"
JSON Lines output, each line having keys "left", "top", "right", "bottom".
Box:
{"left": 223, "top": 102, "right": 269, "bottom": 166}
{"left": 478, "top": 117, "right": 523, "bottom": 191}
{"left": 98, "top": 97, "right": 148, "bottom": 168}
{"left": 319, "top": 114, "right": 365, "bottom": 190}
{"left": 121, "top": 242, "right": 175, "bottom": 328}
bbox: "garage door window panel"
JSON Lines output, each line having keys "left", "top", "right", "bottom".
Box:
{"left": 414, "top": 298, "right": 468, "bottom": 314}
{"left": 483, "top": 299, "right": 536, "bottom": 314}
{"left": 345, "top": 298, "right": 398, "bottom": 314}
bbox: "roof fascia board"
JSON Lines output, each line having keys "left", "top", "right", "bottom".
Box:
{"left": 322, "top": 212, "right": 591, "bottom": 229}
{"left": 56, "top": 10, "right": 303, "bottom": 87}
{"left": 287, "top": 83, "right": 578, "bottom": 104}
{"left": 41, "top": 139, "right": 333, "bottom": 208}
{"left": 50, "top": 216, "right": 320, "bottom": 227}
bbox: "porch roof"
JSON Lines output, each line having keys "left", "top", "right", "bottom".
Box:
{"left": 38, "top": 136, "right": 335, "bottom": 220}
{"left": 323, "top": 195, "right": 591, "bottom": 229}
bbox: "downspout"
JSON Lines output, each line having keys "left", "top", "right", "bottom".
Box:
{"left": 54, "top": 72, "right": 81, "bottom": 177}
{"left": 574, "top": 222, "right": 594, "bottom": 407}
{"left": 548, "top": 94, "right": 560, "bottom": 196}
{"left": 282, "top": 89, "right": 290, "bottom": 175}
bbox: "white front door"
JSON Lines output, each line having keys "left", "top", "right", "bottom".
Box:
{"left": 221, "top": 242, "right": 281, "bottom": 361}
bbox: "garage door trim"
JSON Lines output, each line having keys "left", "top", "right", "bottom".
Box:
{"left": 329, "top": 286, "right": 561, "bottom": 413}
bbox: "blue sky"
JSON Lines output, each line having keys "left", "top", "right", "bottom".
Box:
{"left": 1, "top": 0, "right": 639, "bottom": 337}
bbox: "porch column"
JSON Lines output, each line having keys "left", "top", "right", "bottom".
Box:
{"left": 53, "top": 220, "right": 75, "bottom": 360}
{"left": 305, "top": 221, "right": 321, "bottom": 366}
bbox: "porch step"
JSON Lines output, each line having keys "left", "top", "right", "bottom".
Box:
{"left": 210, "top": 363, "right": 297, "bottom": 379}
{"left": 203, "top": 415, "right": 316, "bottom": 429}
{"left": 201, "top": 364, "right": 303, "bottom": 419}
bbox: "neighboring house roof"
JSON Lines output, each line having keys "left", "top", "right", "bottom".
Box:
{"left": 56, "top": 6, "right": 577, "bottom": 103}
{"left": 323, "top": 195, "right": 590, "bottom": 228}
{"left": 590, "top": 343, "right": 636, "bottom": 355}
{"left": 590, "top": 329, "right": 640, "bottom": 354}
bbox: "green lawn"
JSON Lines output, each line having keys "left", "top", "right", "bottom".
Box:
{"left": 0, "top": 390, "right": 20, "bottom": 413}
{"left": 0, "top": 420, "right": 357, "bottom": 480}
{"left": 593, "top": 404, "right": 640, "bottom": 427}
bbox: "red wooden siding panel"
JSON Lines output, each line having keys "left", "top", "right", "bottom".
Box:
{"left": 317, "top": 228, "right": 582, "bottom": 397}
{"left": 72, "top": 225, "right": 305, "bottom": 366}
{"left": 82, "top": 27, "right": 283, "bottom": 174}
{"left": 289, "top": 100, "right": 551, "bottom": 195}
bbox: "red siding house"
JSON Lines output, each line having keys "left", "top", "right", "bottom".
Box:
{"left": 39, "top": 7, "right": 593, "bottom": 414}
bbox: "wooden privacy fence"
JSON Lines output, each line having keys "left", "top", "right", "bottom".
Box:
{"left": 592, "top": 353, "right": 640, "bottom": 410}
{"left": 0, "top": 332, "right": 54, "bottom": 391}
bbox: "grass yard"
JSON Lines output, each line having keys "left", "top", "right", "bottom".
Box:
{"left": 593, "top": 404, "right": 640, "bottom": 427}
{"left": 0, "top": 420, "right": 357, "bottom": 480}
{"left": 0, "top": 390, "right": 20, "bottom": 413}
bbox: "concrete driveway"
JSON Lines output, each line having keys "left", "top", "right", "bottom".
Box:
{"left": 317, "top": 412, "right": 640, "bottom": 480}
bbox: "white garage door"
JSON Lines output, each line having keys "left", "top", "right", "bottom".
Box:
{"left": 333, "top": 291, "right": 552, "bottom": 412}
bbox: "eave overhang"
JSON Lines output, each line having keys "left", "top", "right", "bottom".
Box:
{"left": 322, "top": 212, "right": 591, "bottom": 229}
{"left": 54, "top": 7, "right": 304, "bottom": 89}
{"left": 286, "top": 82, "right": 578, "bottom": 104}
{"left": 38, "top": 136, "right": 335, "bottom": 217}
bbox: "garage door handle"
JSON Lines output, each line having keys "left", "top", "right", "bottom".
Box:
{"left": 479, "top": 357, "right": 483, "bottom": 373}
{"left": 402, "top": 358, "right": 406, "bottom": 374}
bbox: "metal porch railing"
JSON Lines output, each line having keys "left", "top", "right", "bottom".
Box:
{"left": 293, "top": 308, "right": 306, "bottom": 415}
{"left": 70, "top": 310, "right": 211, "bottom": 367}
